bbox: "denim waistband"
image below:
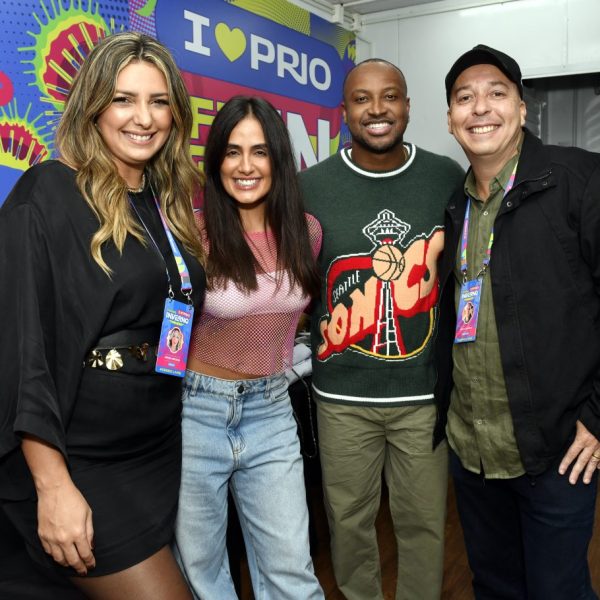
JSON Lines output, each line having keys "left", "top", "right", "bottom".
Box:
{"left": 184, "top": 370, "right": 287, "bottom": 397}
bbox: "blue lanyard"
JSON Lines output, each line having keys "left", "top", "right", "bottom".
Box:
{"left": 459, "top": 163, "right": 517, "bottom": 283}
{"left": 129, "top": 182, "right": 193, "bottom": 303}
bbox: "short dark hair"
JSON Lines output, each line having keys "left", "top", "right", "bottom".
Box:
{"left": 343, "top": 59, "right": 406, "bottom": 101}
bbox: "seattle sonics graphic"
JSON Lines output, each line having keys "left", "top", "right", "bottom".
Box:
{"left": 317, "top": 209, "right": 444, "bottom": 361}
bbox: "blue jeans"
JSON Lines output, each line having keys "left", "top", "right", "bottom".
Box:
{"left": 450, "top": 450, "right": 598, "bottom": 600}
{"left": 174, "top": 371, "right": 323, "bottom": 600}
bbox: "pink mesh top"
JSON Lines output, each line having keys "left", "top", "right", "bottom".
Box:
{"left": 189, "top": 212, "right": 322, "bottom": 376}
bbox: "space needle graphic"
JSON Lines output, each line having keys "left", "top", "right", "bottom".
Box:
{"left": 363, "top": 210, "right": 410, "bottom": 356}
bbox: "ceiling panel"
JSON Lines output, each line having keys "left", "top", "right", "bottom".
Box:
{"left": 321, "top": 0, "right": 440, "bottom": 15}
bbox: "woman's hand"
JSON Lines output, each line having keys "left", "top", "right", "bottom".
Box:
{"left": 36, "top": 478, "right": 95, "bottom": 574}
{"left": 22, "top": 435, "right": 96, "bottom": 575}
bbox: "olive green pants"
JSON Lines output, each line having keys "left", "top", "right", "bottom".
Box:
{"left": 316, "top": 400, "right": 448, "bottom": 600}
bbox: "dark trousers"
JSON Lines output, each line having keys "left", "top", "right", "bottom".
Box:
{"left": 450, "top": 450, "right": 599, "bottom": 600}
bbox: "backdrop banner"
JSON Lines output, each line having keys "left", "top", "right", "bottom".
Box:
{"left": 0, "top": 0, "right": 355, "bottom": 205}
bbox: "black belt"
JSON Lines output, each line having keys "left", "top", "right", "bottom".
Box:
{"left": 84, "top": 326, "right": 159, "bottom": 374}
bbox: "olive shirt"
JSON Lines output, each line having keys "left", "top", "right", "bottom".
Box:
{"left": 447, "top": 151, "right": 526, "bottom": 478}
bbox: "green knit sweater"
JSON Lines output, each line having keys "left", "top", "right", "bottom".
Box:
{"left": 299, "top": 144, "right": 464, "bottom": 406}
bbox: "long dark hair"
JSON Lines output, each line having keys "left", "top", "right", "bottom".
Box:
{"left": 203, "top": 95, "right": 319, "bottom": 297}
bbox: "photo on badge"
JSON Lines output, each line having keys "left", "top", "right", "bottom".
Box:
{"left": 155, "top": 298, "right": 194, "bottom": 376}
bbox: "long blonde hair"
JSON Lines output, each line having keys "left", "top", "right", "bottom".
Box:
{"left": 55, "top": 32, "right": 204, "bottom": 273}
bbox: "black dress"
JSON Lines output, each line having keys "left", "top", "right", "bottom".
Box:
{"left": 0, "top": 160, "right": 205, "bottom": 578}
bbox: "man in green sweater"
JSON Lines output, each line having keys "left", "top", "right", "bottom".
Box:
{"left": 299, "top": 59, "right": 464, "bottom": 600}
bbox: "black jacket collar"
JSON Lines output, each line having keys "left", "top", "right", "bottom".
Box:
{"left": 447, "top": 128, "right": 554, "bottom": 220}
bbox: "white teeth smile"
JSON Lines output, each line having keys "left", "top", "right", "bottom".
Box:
{"left": 366, "top": 122, "right": 390, "bottom": 130}
{"left": 471, "top": 125, "right": 498, "bottom": 134}
{"left": 235, "top": 179, "right": 259, "bottom": 188}
{"left": 126, "top": 133, "right": 152, "bottom": 141}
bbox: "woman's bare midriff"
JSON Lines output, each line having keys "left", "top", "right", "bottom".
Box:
{"left": 187, "top": 356, "right": 263, "bottom": 381}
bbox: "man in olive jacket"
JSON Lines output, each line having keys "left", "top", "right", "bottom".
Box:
{"left": 437, "top": 44, "right": 600, "bottom": 599}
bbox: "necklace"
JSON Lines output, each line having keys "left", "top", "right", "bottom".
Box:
{"left": 127, "top": 172, "right": 146, "bottom": 194}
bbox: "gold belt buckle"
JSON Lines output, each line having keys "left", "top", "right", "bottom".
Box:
{"left": 129, "top": 343, "right": 150, "bottom": 361}
{"left": 87, "top": 343, "right": 152, "bottom": 370}
{"left": 105, "top": 349, "right": 123, "bottom": 370}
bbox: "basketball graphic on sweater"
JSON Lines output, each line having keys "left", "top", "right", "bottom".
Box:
{"left": 372, "top": 245, "right": 405, "bottom": 281}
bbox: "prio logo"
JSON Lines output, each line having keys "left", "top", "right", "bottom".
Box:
{"left": 185, "top": 12, "right": 331, "bottom": 92}
{"left": 156, "top": 0, "right": 345, "bottom": 107}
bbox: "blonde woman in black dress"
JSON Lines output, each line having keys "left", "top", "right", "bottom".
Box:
{"left": 0, "top": 32, "right": 204, "bottom": 599}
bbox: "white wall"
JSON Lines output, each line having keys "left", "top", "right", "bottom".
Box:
{"left": 352, "top": 0, "right": 600, "bottom": 167}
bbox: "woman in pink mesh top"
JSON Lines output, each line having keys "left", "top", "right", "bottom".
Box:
{"left": 174, "top": 96, "right": 324, "bottom": 600}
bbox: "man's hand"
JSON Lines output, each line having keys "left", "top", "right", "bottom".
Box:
{"left": 558, "top": 420, "right": 600, "bottom": 485}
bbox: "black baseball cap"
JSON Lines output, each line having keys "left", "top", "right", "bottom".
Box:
{"left": 445, "top": 44, "right": 523, "bottom": 105}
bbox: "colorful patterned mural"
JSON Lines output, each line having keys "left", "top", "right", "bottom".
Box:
{"left": 0, "top": 0, "right": 355, "bottom": 205}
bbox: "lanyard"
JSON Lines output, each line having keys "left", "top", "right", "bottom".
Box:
{"left": 459, "top": 164, "right": 517, "bottom": 284}
{"left": 129, "top": 182, "right": 193, "bottom": 303}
